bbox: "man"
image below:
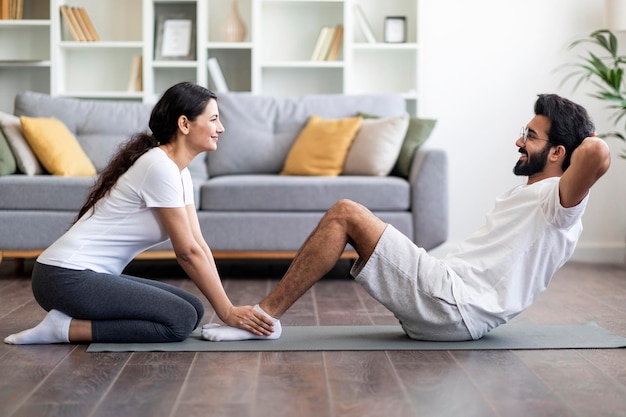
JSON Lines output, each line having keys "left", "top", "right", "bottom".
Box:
{"left": 202, "top": 94, "right": 611, "bottom": 342}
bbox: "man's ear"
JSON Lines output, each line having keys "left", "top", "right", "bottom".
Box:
{"left": 551, "top": 144, "right": 566, "bottom": 162}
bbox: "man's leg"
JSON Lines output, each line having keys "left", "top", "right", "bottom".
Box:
{"left": 260, "top": 199, "right": 386, "bottom": 318}
{"left": 201, "top": 199, "right": 387, "bottom": 341}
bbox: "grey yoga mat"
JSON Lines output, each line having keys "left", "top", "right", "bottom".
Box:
{"left": 87, "top": 322, "right": 626, "bottom": 352}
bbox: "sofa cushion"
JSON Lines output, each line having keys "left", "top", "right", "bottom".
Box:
{"left": 280, "top": 115, "right": 362, "bottom": 176}
{"left": 20, "top": 116, "right": 96, "bottom": 177}
{"left": 0, "top": 111, "right": 44, "bottom": 175}
{"left": 0, "top": 128, "right": 17, "bottom": 175}
{"left": 343, "top": 113, "right": 409, "bottom": 176}
{"left": 210, "top": 92, "right": 406, "bottom": 177}
{"left": 14, "top": 91, "right": 208, "bottom": 181}
{"left": 199, "top": 175, "right": 410, "bottom": 211}
{"left": 0, "top": 175, "right": 96, "bottom": 210}
{"left": 392, "top": 117, "right": 437, "bottom": 178}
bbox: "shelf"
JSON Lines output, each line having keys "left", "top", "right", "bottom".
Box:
{"left": 206, "top": 42, "right": 253, "bottom": 49}
{"left": 260, "top": 61, "right": 344, "bottom": 68}
{"left": 0, "top": 60, "right": 51, "bottom": 67}
{"left": 152, "top": 60, "right": 198, "bottom": 68}
{"left": 59, "top": 41, "right": 144, "bottom": 49}
{"left": 1, "top": 0, "right": 422, "bottom": 116}
{"left": 0, "top": 19, "right": 50, "bottom": 26}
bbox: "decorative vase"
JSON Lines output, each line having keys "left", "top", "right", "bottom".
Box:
{"left": 222, "top": 0, "right": 247, "bottom": 42}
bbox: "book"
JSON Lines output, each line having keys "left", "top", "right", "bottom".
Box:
{"left": 1, "top": 0, "right": 9, "bottom": 20}
{"left": 310, "top": 26, "right": 329, "bottom": 61}
{"left": 207, "top": 57, "right": 229, "bottom": 93}
{"left": 78, "top": 7, "right": 101, "bottom": 41}
{"left": 318, "top": 26, "right": 336, "bottom": 60}
{"left": 72, "top": 6, "right": 93, "bottom": 41}
{"left": 325, "top": 24, "right": 343, "bottom": 61}
{"left": 353, "top": 4, "right": 376, "bottom": 43}
{"left": 127, "top": 55, "right": 143, "bottom": 92}
{"left": 59, "top": 5, "right": 83, "bottom": 41}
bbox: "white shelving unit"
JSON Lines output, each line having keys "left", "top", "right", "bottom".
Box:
{"left": 0, "top": 0, "right": 421, "bottom": 115}
{"left": 0, "top": 0, "right": 51, "bottom": 113}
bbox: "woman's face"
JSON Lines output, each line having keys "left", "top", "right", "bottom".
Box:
{"left": 187, "top": 98, "right": 224, "bottom": 153}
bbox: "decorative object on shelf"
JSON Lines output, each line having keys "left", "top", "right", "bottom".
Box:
{"left": 384, "top": 16, "right": 406, "bottom": 43}
{"left": 353, "top": 4, "right": 376, "bottom": 43}
{"left": 207, "top": 57, "right": 229, "bottom": 92}
{"left": 221, "top": 0, "right": 247, "bottom": 42}
{"left": 154, "top": 3, "right": 197, "bottom": 61}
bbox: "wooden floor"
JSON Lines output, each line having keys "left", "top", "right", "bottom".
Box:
{"left": 1, "top": 258, "right": 625, "bottom": 417}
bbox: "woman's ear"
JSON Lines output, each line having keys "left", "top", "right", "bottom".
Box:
{"left": 177, "top": 115, "right": 190, "bottom": 134}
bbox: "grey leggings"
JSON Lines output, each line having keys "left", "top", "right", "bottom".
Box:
{"left": 31, "top": 262, "right": 205, "bottom": 343}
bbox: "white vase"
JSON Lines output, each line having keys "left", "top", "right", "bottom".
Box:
{"left": 222, "top": 0, "right": 247, "bottom": 42}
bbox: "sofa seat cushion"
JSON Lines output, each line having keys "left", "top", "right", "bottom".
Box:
{"left": 0, "top": 175, "right": 95, "bottom": 210}
{"left": 199, "top": 175, "right": 410, "bottom": 211}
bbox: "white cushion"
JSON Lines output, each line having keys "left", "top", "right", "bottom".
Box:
{"left": 0, "top": 111, "right": 44, "bottom": 175}
{"left": 343, "top": 113, "right": 409, "bottom": 176}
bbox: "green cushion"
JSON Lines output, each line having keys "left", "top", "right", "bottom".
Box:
{"left": 358, "top": 112, "right": 436, "bottom": 178}
{"left": 0, "top": 128, "right": 17, "bottom": 176}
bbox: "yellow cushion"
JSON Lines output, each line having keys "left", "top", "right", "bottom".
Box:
{"left": 19, "top": 116, "right": 96, "bottom": 176}
{"left": 281, "top": 115, "right": 362, "bottom": 176}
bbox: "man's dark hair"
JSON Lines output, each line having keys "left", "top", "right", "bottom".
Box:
{"left": 534, "top": 94, "right": 595, "bottom": 171}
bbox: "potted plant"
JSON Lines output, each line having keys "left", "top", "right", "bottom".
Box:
{"left": 560, "top": 29, "right": 626, "bottom": 158}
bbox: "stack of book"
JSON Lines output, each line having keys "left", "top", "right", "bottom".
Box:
{"left": 0, "top": 0, "right": 24, "bottom": 19}
{"left": 59, "top": 5, "right": 101, "bottom": 41}
{"left": 310, "top": 24, "right": 343, "bottom": 61}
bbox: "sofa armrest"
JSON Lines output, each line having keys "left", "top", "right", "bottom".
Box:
{"left": 408, "top": 148, "right": 449, "bottom": 251}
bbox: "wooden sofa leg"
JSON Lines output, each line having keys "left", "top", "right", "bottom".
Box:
{"left": 14, "top": 258, "right": 25, "bottom": 275}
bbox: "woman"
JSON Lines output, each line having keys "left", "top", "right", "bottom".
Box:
{"left": 5, "top": 82, "right": 279, "bottom": 344}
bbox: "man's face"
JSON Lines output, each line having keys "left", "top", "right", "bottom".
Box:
{"left": 514, "top": 116, "right": 552, "bottom": 177}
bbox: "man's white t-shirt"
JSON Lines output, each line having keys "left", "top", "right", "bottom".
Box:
{"left": 38, "top": 148, "right": 194, "bottom": 275}
{"left": 445, "top": 177, "right": 588, "bottom": 340}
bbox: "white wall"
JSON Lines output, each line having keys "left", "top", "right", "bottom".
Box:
{"left": 419, "top": 0, "right": 626, "bottom": 264}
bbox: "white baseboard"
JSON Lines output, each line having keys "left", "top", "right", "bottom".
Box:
{"left": 570, "top": 243, "right": 626, "bottom": 265}
{"left": 428, "top": 242, "right": 626, "bottom": 266}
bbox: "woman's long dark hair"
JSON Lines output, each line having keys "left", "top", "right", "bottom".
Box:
{"left": 75, "top": 82, "right": 217, "bottom": 222}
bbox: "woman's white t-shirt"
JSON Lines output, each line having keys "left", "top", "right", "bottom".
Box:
{"left": 38, "top": 148, "right": 194, "bottom": 275}
{"left": 445, "top": 177, "right": 588, "bottom": 340}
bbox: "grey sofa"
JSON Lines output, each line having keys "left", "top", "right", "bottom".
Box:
{"left": 0, "top": 91, "right": 448, "bottom": 265}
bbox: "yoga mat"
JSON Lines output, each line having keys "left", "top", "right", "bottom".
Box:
{"left": 87, "top": 322, "right": 626, "bottom": 352}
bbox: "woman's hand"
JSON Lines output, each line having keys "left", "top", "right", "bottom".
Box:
{"left": 222, "top": 305, "right": 275, "bottom": 336}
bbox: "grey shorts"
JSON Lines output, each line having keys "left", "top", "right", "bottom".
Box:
{"left": 350, "top": 225, "right": 472, "bottom": 341}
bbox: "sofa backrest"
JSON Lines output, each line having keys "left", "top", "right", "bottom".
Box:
{"left": 210, "top": 92, "right": 406, "bottom": 177}
{"left": 14, "top": 91, "right": 406, "bottom": 180}
{"left": 14, "top": 91, "right": 209, "bottom": 181}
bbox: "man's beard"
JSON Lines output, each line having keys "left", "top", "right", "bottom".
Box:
{"left": 513, "top": 144, "right": 552, "bottom": 177}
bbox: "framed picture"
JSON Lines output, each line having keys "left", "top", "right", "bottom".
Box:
{"left": 384, "top": 16, "right": 406, "bottom": 43}
{"left": 154, "top": 3, "right": 196, "bottom": 61}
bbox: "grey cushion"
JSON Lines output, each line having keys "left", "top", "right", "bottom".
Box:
{"left": 210, "top": 92, "right": 406, "bottom": 177}
{"left": 0, "top": 175, "right": 96, "bottom": 210}
{"left": 199, "top": 175, "right": 410, "bottom": 211}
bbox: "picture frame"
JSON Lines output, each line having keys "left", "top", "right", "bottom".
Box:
{"left": 154, "top": 3, "right": 197, "bottom": 61}
{"left": 384, "top": 16, "right": 406, "bottom": 43}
